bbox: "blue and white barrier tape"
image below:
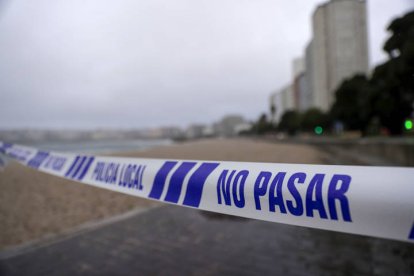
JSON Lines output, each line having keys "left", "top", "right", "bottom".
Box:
{"left": 1, "top": 141, "right": 413, "bottom": 243}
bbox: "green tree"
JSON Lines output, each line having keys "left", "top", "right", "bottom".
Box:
{"left": 278, "top": 110, "right": 301, "bottom": 135}
{"left": 330, "top": 11, "right": 414, "bottom": 135}
{"left": 331, "top": 75, "right": 373, "bottom": 134}
{"left": 270, "top": 103, "right": 276, "bottom": 126}
{"left": 301, "top": 108, "right": 330, "bottom": 133}
{"left": 251, "top": 113, "right": 273, "bottom": 135}
{"left": 372, "top": 11, "right": 414, "bottom": 135}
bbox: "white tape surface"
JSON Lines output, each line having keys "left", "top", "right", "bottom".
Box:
{"left": 1, "top": 141, "right": 413, "bottom": 243}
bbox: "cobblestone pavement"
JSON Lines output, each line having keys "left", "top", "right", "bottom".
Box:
{"left": 0, "top": 204, "right": 413, "bottom": 276}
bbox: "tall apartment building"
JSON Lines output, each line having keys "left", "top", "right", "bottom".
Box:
{"left": 307, "top": 0, "right": 369, "bottom": 111}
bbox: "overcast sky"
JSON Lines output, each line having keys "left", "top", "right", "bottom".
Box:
{"left": 0, "top": 0, "right": 413, "bottom": 129}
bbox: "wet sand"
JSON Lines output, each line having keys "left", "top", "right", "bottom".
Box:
{"left": 0, "top": 138, "right": 329, "bottom": 249}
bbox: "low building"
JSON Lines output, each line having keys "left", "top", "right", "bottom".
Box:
{"left": 214, "top": 115, "right": 247, "bottom": 137}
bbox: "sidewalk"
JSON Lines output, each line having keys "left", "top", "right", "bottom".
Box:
{"left": 1, "top": 204, "right": 413, "bottom": 276}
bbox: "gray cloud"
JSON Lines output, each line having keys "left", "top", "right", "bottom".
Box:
{"left": 0, "top": 0, "right": 412, "bottom": 129}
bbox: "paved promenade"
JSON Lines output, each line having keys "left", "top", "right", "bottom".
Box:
{"left": 1, "top": 204, "right": 414, "bottom": 276}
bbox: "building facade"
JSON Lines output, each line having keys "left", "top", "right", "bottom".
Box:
{"left": 269, "top": 85, "right": 294, "bottom": 124}
{"left": 307, "top": 0, "right": 369, "bottom": 111}
{"left": 214, "top": 115, "right": 246, "bottom": 137}
{"left": 292, "top": 57, "right": 312, "bottom": 111}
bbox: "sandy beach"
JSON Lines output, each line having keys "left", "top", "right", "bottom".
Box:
{"left": 0, "top": 138, "right": 329, "bottom": 250}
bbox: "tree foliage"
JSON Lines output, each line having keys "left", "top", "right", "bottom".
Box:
{"left": 331, "top": 75, "right": 372, "bottom": 134}
{"left": 374, "top": 11, "right": 414, "bottom": 135}
{"left": 301, "top": 108, "right": 330, "bottom": 132}
{"left": 332, "top": 11, "right": 414, "bottom": 135}
{"left": 278, "top": 110, "right": 301, "bottom": 135}
{"left": 250, "top": 113, "right": 274, "bottom": 134}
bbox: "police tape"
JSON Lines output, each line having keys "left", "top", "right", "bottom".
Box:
{"left": 1, "top": 141, "right": 413, "bottom": 243}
